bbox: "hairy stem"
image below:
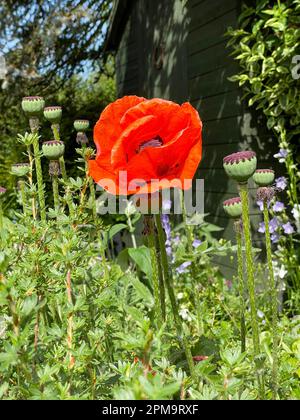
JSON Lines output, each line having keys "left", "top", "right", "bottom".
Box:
{"left": 234, "top": 220, "right": 246, "bottom": 353}
{"left": 155, "top": 213, "right": 195, "bottom": 379}
{"left": 52, "top": 175, "right": 60, "bottom": 213}
{"left": 66, "top": 268, "right": 75, "bottom": 369}
{"left": 263, "top": 202, "right": 279, "bottom": 399}
{"left": 30, "top": 119, "right": 46, "bottom": 222}
{"left": 27, "top": 145, "right": 37, "bottom": 220}
{"left": 154, "top": 232, "right": 166, "bottom": 322}
{"left": 0, "top": 201, "right": 3, "bottom": 234}
{"left": 18, "top": 180, "right": 27, "bottom": 216}
{"left": 239, "top": 183, "right": 264, "bottom": 398}
{"left": 89, "top": 178, "right": 97, "bottom": 221}
{"left": 147, "top": 216, "right": 163, "bottom": 326}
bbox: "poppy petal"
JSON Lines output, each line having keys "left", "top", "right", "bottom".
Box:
{"left": 94, "top": 96, "right": 145, "bottom": 160}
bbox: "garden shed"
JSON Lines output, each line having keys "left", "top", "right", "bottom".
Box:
{"left": 105, "top": 0, "right": 279, "bottom": 273}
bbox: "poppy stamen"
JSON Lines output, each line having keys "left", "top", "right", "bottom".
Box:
{"left": 138, "top": 135, "right": 163, "bottom": 153}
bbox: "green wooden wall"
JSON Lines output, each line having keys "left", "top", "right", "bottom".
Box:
{"left": 113, "top": 0, "right": 279, "bottom": 274}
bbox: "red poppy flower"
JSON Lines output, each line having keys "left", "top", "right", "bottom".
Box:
{"left": 89, "top": 96, "right": 202, "bottom": 195}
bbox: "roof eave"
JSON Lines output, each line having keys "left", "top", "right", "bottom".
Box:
{"left": 104, "top": 0, "right": 135, "bottom": 52}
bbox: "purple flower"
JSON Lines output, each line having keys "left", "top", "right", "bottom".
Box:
{"left": 274, "top": 149, "right": 288, "bottom": 163}
{"left": 258, "top": 222, "right": 265, "bottom": 233}
{"left": 275, "top": 177, "right": 287, "bottom": 191}
{"left": 161, "top": 214, "right": 173, "bottom": 259}
{"left": 257, "top": 200, "right": 271, "bottom": 211}
{"left": 166, "top": 246, "right": 172, "bottom": 257}
{"left": 271, "top": 233, "right": 280, "bottom": 243}
{"left": 269, "top": 217, "right": 280, "bottom": 233}
{"left": 257, "top": 200, "right": 264, "bottom": 211}
{"left": 161, "top": 214, "right": 171, "bottom": 239}
{"left": 273, "top": 201, "right": 285, "bottom": 213}
{"left": 282, "top": 222, "right": 295, "bottom": 235}
{"left": 176, "top": 261, "right": 192, "bottom": 274}
{"left": 192, "top": 239, "right": 202, "bottom": 248}
{"left": 173, "top": 235, "right": 180, "bottom": 246}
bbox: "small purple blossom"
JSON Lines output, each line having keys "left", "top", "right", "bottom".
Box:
{"left": 274, "top": 149, "right": 288, "bottom": 163}
{"left": 257, "top": 200, "right": 271, "bottom": 211}
{"left": 173, "top": 235, "right": 180, "bottom": 246}
{"left": 192, "top": 239, "right": 202, "bottom": 249}
{"left": 273, "top": 201, "right": 285, "bottom": 213}
{"left": 176, "top": 261, "right": 192, "bottom": 274}
{"left": 275, "top": 176, "right": 287, "bottom": 191}
{"left": 282, "top": 222, "right": 295, "bottom": 235}
{"left": 269, "top": 217, "right": 280, "bottom": 233}
{"left": 161, "top": 214, "right": 173, "bottom": 258}
{"left": 257, "top": 200, "right": 264, "bottom": 211}
{"left": 271, "top": 233, "right": 280, "bottom": 243}
{"left": 161, "top": 214, "right": 171, "bottom": 239}
{"left": 258, "top": 222, "right": 266, "bottom": 233}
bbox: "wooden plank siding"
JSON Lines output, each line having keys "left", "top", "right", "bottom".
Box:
{"left": 110, "top": 0, "right": 280, "bottom": 275}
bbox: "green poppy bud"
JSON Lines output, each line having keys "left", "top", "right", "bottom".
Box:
{"left": 42, "top": 141, "right": 65, "bottom": 160}
{"left": 253, "top": 169, "right": 275, "bottom": 187}
{"left": 74, "top": 119, "right": 90, "bottom": 132}
{"left": 44, "top": 106, "right": 62, "bottom": 124}
{"left": 22, "top": 96, "right": 45, "bottom": 116}
{"left": 223, "top": 151, "right": 257, "bottom": 183}
{"left": 11, "top": 163, "right": 31, "bottom": 177}
{"left": 223, "top": 197, "right": 242, "bottom": 219}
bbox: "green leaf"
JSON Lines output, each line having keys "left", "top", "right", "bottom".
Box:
{"left": 107, "top": 223, "right": 127, "bottom": 241}
{"left": 128, "top": 246, "right": 152, "bottom": 280}
{"left": 130, "top": 276, "right": 154, "bottom": 306}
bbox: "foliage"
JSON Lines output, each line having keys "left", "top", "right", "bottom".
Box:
{"left": 227, "top": 0, "right": 300, "bottom": 310}
{"left": 0, "top": 0, "right": 115, "bottom": 193}
{"left": 227, "top": 0, "right": 300, "bottom": 206}
{"left": 0, "top": 0, "right": 112, "bottom": 89}
{"left": 0, "top": 70, "right": 116, "bottom": 195}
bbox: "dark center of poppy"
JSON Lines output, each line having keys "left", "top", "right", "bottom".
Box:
{"left": 138, "top": 135, "right": 163, "bottom": 153}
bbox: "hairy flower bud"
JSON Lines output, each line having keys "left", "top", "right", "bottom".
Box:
{"left": 49, "top": 160, "right": 61, "bottom": 177}
{"left": 256, "top": 187, "right": 275, "bottom": 203}
{"left": 76, "top": 132, "right": 89, "bottom": 146}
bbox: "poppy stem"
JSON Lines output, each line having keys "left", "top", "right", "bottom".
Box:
{"left": 238, "top": 183, "right": 265, "bottom": 399}
{"left": 147, "top": 216, "right": 163, "bottom": 326}
{"left": 66, "top": 267, "right": 75, "bottom": 370}
{"left": 0, "top": 200, "right": 3, "bottom": 234}
{"left": 180, "top": 190, "right": 194, "bottom": 254}
{"left": 18, "top": 179, "right": 27, "bottom": 216}
{"left": 89, "top": 178, "right": 97, "bottom": 221}
{"left": 263, "top": 201, "right": 279, "bottom": 399}
{"left": 154, "top": 213, "right": 196, "bottom": 379}
{"left": 27, "top": 145, "right": 37, "bottom": 220}
{"left": 30, "top": 119, "right": 46, "bottom": 222}
{"left": 52, "top": 175, "right": 60, "bottom": 213}
{"left": 154, "top": 232, "right": 166, "bottom": 322}
{"left": 234, "top": 219, "right": 246, "bottom": 353}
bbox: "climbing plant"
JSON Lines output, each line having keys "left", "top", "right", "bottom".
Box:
{"left": 227, "top": 0, "right": 300, "bottom": 206}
